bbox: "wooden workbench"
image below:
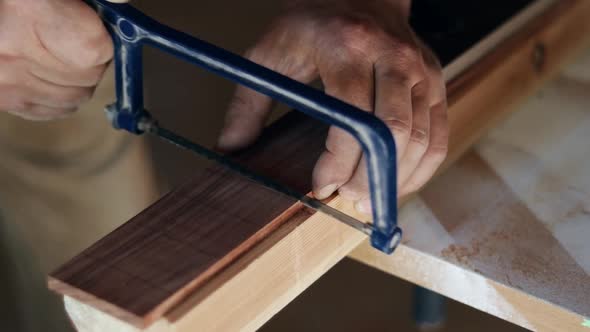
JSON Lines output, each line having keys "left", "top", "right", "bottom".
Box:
{"left": 48, "top": 1, "right": 590, "bottom": 331}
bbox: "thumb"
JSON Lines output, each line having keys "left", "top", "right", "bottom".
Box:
{"left": 34, "top": 0, "right": 113, "bottom": 69}
{"left": 216, "top": 44, "right": 286, "bottom": 152}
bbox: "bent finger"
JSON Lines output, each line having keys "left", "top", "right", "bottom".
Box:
{"left": 26, "top": 75, "right": 94, "bottom": 109}
{"left": 28, "top": 61, "right": 107, "bottom": 88}
{"left": 312, "top": 59, "right": 374, "bottom": 199}
{"left": 341, "top": 49, "right": 425, "bottom": 205}
{"left": 400, "top": 101, "right": 448, "bottom": 196}
{"left": 397, "top": 79, "right": 431, "bottom": 186}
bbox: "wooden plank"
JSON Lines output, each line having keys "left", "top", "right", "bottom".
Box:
{"left": 49, "top": 0, "right": 590, "bottom": 331}
{"left": 49, "top": 111, "right": 328, "bottom": 326}
{"left": 349, "top": 72, "right": 590, "bottom": 331}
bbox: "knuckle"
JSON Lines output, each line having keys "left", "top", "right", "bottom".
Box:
{"left": 229, "top": 93, "right": 254, "bottom": 113}
{"left": 340, "top": 22, "right": 372, "bottom": 41}
{"left": 335, "top": 18, "right": 378, "bottom": 53}
{"left": 429, "top": 145, "right": 449, "bottom": 161}
{"left": 324, "top": 127, "right": 358, "bottom": 157}
{"left": 381, "top": 118, "right": 411, "bottom": 136}
{"left": 73, "top": 13, "right": 113, "bottom": 68}
{"left": 78, "top": 34, "right": 112, "bottom": 68}
{"left": 409, "top": 128, "right": 430, "bottom": 149}
{"left": 0, "top": 85, "right": 28, "bottom": 111}
{"left": 378, "top": 66, "right": 411, "bottom": 86}
{"left": 11, "top": 99, "right": 29, "bottom": 113}
{"left": 82, "top": 64, "right": 107, "bottom": 87}
{"left": 54, "top": 87, "right": 93, "bottom": 106}
{"left": 413, "top": 79, "right": 430, "bottom": 97}
{"left": 375, "top": 44, "right": 424, "bottom": 85}
{"left": 394, "top": 41, "right": 421, "bottom": 61}
{"left": 324, "top": 134, "right": 340, "bottom": 156}
{"left": 9, "top": 98, "right": 30, "bottom": 113}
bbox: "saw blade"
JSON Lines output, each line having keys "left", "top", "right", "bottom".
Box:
{"left": 139, "top": 119, "right": 372, "bottom": 236}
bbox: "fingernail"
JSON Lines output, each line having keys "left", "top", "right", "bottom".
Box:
{"left": 355, "top": 199, "right": 372, "bottom": 215}
{"left": 216, "top": 130, "right": 233, "bottom": 151}
{"left": 315, "top": 184, "right": 338, "bottom": 200}
{"left": 216, "top": 128, "right": 243, "bottom": 152}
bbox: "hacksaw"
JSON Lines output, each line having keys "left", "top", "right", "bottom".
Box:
{"left": 86, "top": 0, "right": 402, "bottom": 254}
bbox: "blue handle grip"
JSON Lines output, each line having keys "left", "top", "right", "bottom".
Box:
{"left": 87, "top": 0, "right": 402, "bottom": 254}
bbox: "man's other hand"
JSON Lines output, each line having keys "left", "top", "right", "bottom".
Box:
{"left": 217, "top": 0, "right": 449, "bottom": 213}
{"left": 0, "top": 0, "right": 121, "bottom": 120}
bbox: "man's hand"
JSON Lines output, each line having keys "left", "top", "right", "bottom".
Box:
{"left": 0, "top": 0, "right": 116, "bottom": 120}
{"left": 217, "top": 0, "right": 449, "bottom": 213}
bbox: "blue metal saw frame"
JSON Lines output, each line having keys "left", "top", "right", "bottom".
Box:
{"left": 86, "top": 0, "right": 402, "bottom": 254}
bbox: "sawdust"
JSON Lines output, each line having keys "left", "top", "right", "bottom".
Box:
{"left": 441, "top": 243, "right": 480, "bottom": 267}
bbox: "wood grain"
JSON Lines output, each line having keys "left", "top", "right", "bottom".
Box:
{"left": 49, "top": 111, "right": 328, "bottom": 326}
{"left": 49, "top": 0, "right": 590, "bottom": 331}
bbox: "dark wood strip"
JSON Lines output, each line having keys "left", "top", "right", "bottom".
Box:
{"left": 50, "top": 112, "right": 329, "bottom": 324}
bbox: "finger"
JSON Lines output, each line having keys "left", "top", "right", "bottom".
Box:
{"left": 26, "top": 74, "right": 94, "bottom": 109}
{"left": 372, "top": 51, "right": 424, "bottom": 161}
{"left": 34, "top": 0, "right": 113, "bottom": 69}
{"left": 217, "top": 38, "right": 317, "bottom": 151}
{"left": 28, "top": 61, "right": 107, "bottom": 87}
{"left": 341, "top": 84, "right": 428, "bottom": 210}
{"left": 6, "top": 104, "right": 77, "bottom": 121}
{"left": 397, "top": 79, "right": 431, "bottom": 186}
{"left": 339, "top": 50, "right": 424, "bottom": 207}
{"left": 0, "top": 83, "right": 79, "bottom": 120}
{"left": 400, "top": 100, "right": 448, "bottom": 196}
{"left": 0, "top": 61, "right": 93, "bottom": 115}
{"left": 311, "top": 59, "right": 374, "bottom": 199}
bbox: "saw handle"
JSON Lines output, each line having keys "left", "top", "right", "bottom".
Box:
{"left": 86, "top": 0, "right": 402, "bottom": 254}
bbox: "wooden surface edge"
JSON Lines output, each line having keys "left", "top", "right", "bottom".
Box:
{"left": 349, "top": 243, "right": 588, "bottom": 332}
{"left": 49, "top": 278, "right": 148, "bottom": 328}
{"left": 64, "top": 295, "right": 173, "bottom": 332}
